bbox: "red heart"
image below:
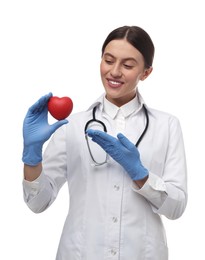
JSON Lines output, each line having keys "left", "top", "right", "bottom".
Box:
{"left": 48, "top": 96, "right": 73, "bottom": 120}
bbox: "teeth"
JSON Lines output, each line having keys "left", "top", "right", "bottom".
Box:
{"left": 109, "top": 80, "right": 120, "bottom": 85}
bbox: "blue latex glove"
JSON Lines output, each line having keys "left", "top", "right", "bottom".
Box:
{"left": 86, "top": 129, "right": 148, "bottom": 181}
{"left": 22, "top": 92, "right": 68, "bottom": 166}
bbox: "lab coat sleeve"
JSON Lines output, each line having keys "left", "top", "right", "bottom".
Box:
{"left": 132, "top": 172, "right": 168, "bottom": 209}
{"left": 132, "top": 116, "right": 187, "bottom": 220}
{"left": 23, "top": 125, "right": 67, "bottom": 213}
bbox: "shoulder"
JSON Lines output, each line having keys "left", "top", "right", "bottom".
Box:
{"left": 148, "top": 106, "right": 179, "bottom": 122}
{"left": 139, "top": 92, "right": 180, "bottom": 125}
{"left": 147, "top": 106, "right": 182, "bottom": 133}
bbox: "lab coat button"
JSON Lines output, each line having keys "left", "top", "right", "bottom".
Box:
{"left": 112, "top": 217, "right": 118, "bottom": 223}
{"left": 114, "top": 185, "right": 120, "bottom": 191}
{"left": 111, "top": 249, "right": 117, "bottom": 255}
{"left": 30, "top": 188, "right": 37, "bottom": 195}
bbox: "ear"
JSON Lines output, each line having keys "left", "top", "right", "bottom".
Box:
{"left": 141, "top": 67, "right": 153, "bottom": 81}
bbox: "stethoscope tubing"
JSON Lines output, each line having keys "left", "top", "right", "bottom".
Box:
{"left": 135, "top": 104, "right": 149, "bottom": 147}
{"left": 84, "top": 104, "right": 149, "bottom": 148}
{"left": 84, "top": 106, "right": 107, "bottom": 133}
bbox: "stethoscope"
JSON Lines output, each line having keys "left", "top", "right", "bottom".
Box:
{"left": 84, "top": 104, "right": 149, "bottom": 166}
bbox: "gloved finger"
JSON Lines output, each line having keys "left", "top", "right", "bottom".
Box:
{"left": 49, "top": 119, "right": 68, "bottom": 133}
{"left": 86, "top": 129, "right": 117, "bottom": 151}
{"left": 91, "top": 135, "right": 111, "bottom": 149}
{"left": 86, "top": 129, "right": 96, "bottom": 137}
{"left": 117, "top": 133, "right": 135, "bottom": 150}
{"left": 29, "top": 92, "right": 53, "bottom": 114}
{"left": 86, "top": 129, "right": 113, "bottom": 141}
{"left": 87, "top": 129, "right": 116, "bottom": 145}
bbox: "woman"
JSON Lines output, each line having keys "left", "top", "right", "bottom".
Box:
{"left": 22, "top": 26, "right": 187, "bottom": 260}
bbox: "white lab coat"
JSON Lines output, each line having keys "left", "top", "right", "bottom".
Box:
{"left": 23, "top": 94, "right": 187, "bottom": 260}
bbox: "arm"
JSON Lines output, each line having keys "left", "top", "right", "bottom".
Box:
{"left": 22, "top": 93, "right": 68, "bottom": 212}
{"left": 24, "top": 163, "right": 42, "bottom": 182}
{"left": 86, "top": 125, "right": 187, "bottom": 220}
{"left": 152, "top": 117, "right": 187, "bottom": 219}
{"left": 86, "top": 130, "right": 149, "bottom": 181}
{"left": 22, "top": 92, "right": 68, "bottom": 168}
{"left": 23, "top": 126, "right": 68, "bottom": 213}
{"left": 133, "top": 117, "right": 187, "bottom": 219}
{"left": 134, "top": 176, "right": 148, "bottom": 188}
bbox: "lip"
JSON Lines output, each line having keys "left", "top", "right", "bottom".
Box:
{"left": 106, "top": 78, "right": 124, "bottom": 88}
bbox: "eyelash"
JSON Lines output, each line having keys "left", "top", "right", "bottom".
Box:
{"left": 105, "top": 60, "right": 133, "bottom": 69}
{"left": 105, "top": 60, "right": 113, "bottom": 64}
{"left": 123, "top": 64, "right": 133, "bottom": 69}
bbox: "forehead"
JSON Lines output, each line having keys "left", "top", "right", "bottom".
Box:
{"left": 103, "top": 39, "right": 144, "bottom": 61}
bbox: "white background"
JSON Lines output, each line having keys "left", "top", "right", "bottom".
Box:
{"left": 0, "top": 0, "right": 204, "bottom": 259}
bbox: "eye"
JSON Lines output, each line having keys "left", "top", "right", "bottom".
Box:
{"left": 105, "top": 59, "right": 114, "bottom": 65}
{"left": 123, "top": 64, "right": 133, "bottom": 69}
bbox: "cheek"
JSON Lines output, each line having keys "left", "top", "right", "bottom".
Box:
{"left": 100, "top": 64, "right": 107, "bottom": 87}
{"left": 126, "top": 72, "right": 140, "bottom": 85}
{"left": 100, "top": 62, "right": 107, "bottom": 76}
{"left": 132, "top": 71, "right": 145, "bottom": 83}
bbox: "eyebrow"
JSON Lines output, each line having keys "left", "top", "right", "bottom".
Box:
{"left": 103, "top": 52, "right": 138, "bottom": 63}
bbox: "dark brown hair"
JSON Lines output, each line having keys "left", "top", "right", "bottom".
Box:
{"left": 101, "top": 26, "right": 155, "bottom": 68}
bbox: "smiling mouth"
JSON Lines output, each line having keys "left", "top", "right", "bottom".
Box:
{"left": 107, "top": 79, "right": 123, "bottom": 88}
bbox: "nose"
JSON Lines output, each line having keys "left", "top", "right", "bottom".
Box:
{"left": 110, "top": 63, "right": 122, "bottom": 78}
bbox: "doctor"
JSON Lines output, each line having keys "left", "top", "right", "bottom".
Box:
{"left": 22, "top": 25, "right": 187, "bottom": 260}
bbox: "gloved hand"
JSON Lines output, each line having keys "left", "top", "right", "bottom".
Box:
{"left": 22, "top": 92, "right": 68, "bottom": 166}
{"left": 86, "top": 129, "right": 148, "bottom": 181}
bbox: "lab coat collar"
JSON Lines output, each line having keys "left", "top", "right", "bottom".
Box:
{"left": 87, "top": 91, "right": 146, "bottom": 118}
{"left": 86, "top": 93, "right": 105, "bottom": 111}
{"left": 104, "top": 96, "right": 142, "bottom": 119}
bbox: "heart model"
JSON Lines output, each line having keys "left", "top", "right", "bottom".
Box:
{"left": 48, "top": 96, "right": 73, "bottom": 120}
